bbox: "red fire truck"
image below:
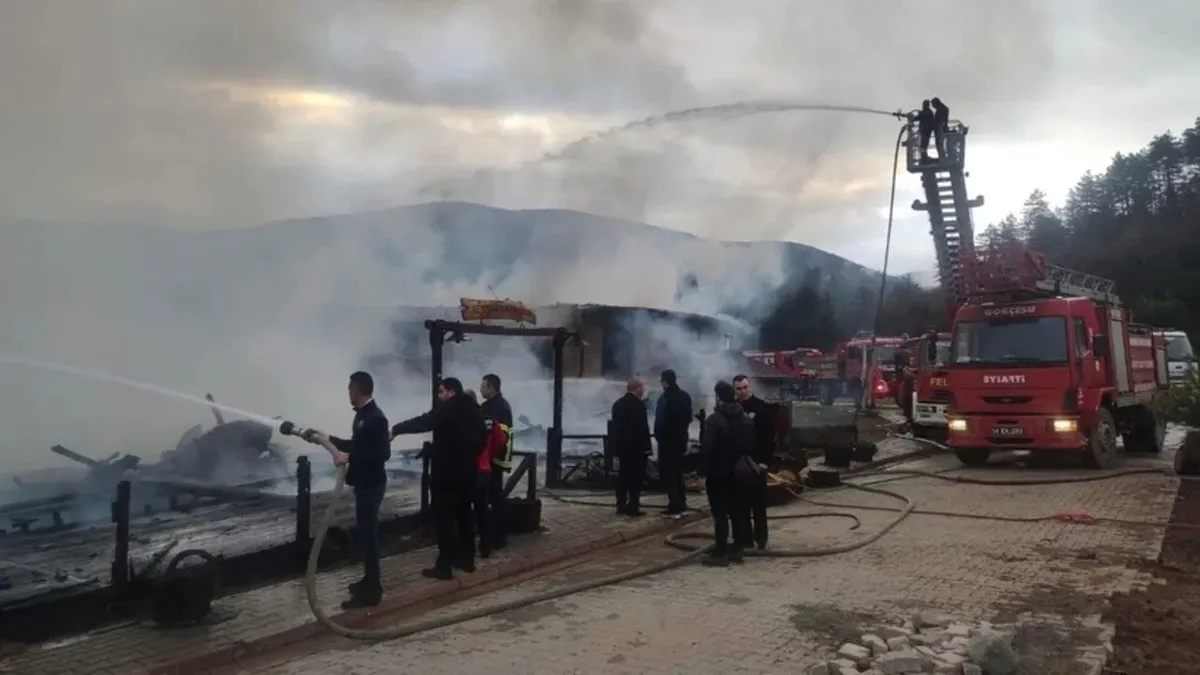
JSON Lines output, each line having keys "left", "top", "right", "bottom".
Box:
{"left": 795, "top": 332, "right": 903, "bottom": 407}
{"left": 943, "top": 245, "right": 1169, "bottom": 468}
{"left": 904, "top": 331, "right": 952, "bottom": 439}
{"left": 900, "top": 114, "right": 1168, "bottom": 467}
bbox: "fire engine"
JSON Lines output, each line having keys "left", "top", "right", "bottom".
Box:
{"left": 904, "top": 331, "right": 951, "bottom": 439}
{"left": 795, "top": 332, "right": 904, "bottom": 407}
{"left": 902, "top": 116, "right": 1170, "bottom": 469}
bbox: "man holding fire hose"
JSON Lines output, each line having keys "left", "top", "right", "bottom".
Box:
{"left": 300, "top": 371, "right": 391, "bottom": 609}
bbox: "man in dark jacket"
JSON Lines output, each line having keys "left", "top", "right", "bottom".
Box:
{"left": 610, "top": 378, "right": 652, "bottom": 517}
{"left": 931, "top": 97, "right": 950, "bottom": 158}
{"left": 304, "top": 371, "right": 391, "bottom": 608}
{"left": 390, "top": 377, "right": 485, "bottom": 581}
{"left": 653, "top": 369, "right": 693, "bottom": 517}
{"left": 732, "top": 375, "right": 775, "bottom": 550}
{"left": 700, "top": 381, "right": 754, "bottom": 567}
{"left": 479, "top": 373, "right": 513, "bottom": 551}
{"left": 915, "top": 99, "right": 935, "bottom": 159}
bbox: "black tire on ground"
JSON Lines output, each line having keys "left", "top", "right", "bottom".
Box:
{"left": 1082, "top": 407, "right": 1122, "bottom": 469}
{"left": 955, "top": 448, "right": 990, "bottom": 466}
{"left": 1123, "top": 406, "right": 1166, "bottom": 454}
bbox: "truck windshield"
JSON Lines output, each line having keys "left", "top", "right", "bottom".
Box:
{"left": 952, "top": 317, "right": 1068, "bottom": 365}
{"left": 920, "top": 341, "right": 950, "bottom": 367}
{"left": 1167, "top": 335, "right": 1195, "bottom": 361}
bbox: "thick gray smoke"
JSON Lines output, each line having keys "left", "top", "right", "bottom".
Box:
{"left": 0, "top": 1, "right": 1055, "bottom": 480}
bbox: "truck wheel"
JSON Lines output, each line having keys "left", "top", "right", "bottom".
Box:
{"left": 1082, "top": 407, "right": 1122, "bottom": 469}
{"left": 955, "top": 448, "right": 990, "bottom": 466}
{"left": 1123, "top": 407, "right": 1165, "bottom": 454}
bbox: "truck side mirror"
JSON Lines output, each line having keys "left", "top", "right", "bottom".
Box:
{"left": 1093, "top": 335, "right": 1110, "bottom": 359}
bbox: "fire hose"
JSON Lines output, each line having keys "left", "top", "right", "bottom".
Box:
{"left": 280, "top": 420, "right": 918, "bottom": 641}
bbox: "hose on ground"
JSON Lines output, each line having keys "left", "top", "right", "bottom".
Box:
{"left": 303, "top": 439, "right": 909, "bottom": 641}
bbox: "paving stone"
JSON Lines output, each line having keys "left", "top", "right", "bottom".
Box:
{"left": 805, "top": 663, "right": 830, "bottom": 675}
{"left": 862, "top": 633, "right": 889, "bottom": 655}
{"left": 966, "top": 631, "right": 1019, "bottom": 675}
{"left": 875, "top": 649, "right": 927, "bottom": 674}
{"left": 962, "top": 663, "right": 983, "bottom": 675}
{"left": 886, "top": 636, "right": 911, "bottom": 651}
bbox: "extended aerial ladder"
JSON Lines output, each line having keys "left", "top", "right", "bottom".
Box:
{"left": 905, "top": 118, "right": 984, "bottom": 311}
{"left": 958, "top": 244, "right": 1121, "bottom": 305}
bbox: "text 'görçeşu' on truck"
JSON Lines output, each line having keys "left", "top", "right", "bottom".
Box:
{"left": 900, "top": 112, "right": 1171, "bottom": 469}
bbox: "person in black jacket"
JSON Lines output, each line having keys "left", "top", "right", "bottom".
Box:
{"left": 610, "top": 378, "right": 652, "bottom": 517}
{"left": 931, "top": 97, "right": 950, "bottom": 158}
{"left": 653, "top": 369, "right": 693, "bottom": 517}
{"left": 390, "top": 377, "right": 485, "bottom": 581}
{"left": 732, "top": 375, "right": 777, "bottom": 550}
{"left": 479, "top": 373, "right": 513, "bottom": 551}
{"left": 914, "top": 99, "right": 935, "bottom": 159}
{"left": 699, "top": 381, "right": 754, "bottom": 567}
{"left": 303, "top": 371, "right": 391, "bottom": 608}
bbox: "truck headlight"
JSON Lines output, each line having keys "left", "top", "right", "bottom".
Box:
{"left": 1051, "top": 419, "right": 1077, "bottom": 433}
{"left": 948, "top": 418, "right": 967, "bottom": 432}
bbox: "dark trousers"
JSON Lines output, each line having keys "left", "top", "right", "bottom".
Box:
{"left": 615, "top": 453, "right": 647, "bottom": 511}
{"left": 473, "top": 472, "right": 492, "bottom": 555}
{"left": 353, "top": 484, "right": 386, "bottom": 597}
{"left": 657, "top": 441, "right": 688, "bottom": 513}
{"left": 706, "top": 477, "right": 748, "bottom": 555}
{"left": 741, "top": 474, "right": 768, "bottom": 549}
{"left": 432, "top": 483, "right": 475, "bottom": 571}
{"left": 488, "top": 469, "right": 508, "bottom": 548}
{"left": 919, "top": 128, "right": 932, "bottom": 156}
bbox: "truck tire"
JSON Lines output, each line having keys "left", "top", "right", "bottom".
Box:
{"left": 955, "top": 448, "right": 990, "bottom": 466}
{"left": 1122, "top": 406, "right": 1165, "bottom": 454}
{"left": 1082, "top": 407, "right": 1122, "bottom": 469}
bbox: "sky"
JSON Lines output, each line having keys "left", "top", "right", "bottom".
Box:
{"left": 1, "top": 0, "right": 1198, "bottom": 279}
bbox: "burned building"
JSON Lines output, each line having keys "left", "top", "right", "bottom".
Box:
{"left": 370, "top": 303, "right": 747, "bottom": 383}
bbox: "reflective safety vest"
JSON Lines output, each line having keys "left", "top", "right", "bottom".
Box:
{"left": 491, "top": 421, "right": 514, "bottom": 470}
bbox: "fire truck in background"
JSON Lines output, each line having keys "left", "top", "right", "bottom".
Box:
{"left": 794, "top": 332, "right": 903, "bottom": 407}
{"left": 905, "top": 331, "right": 952, "bottom": 439}
{"left": 899, "top": 116, "right": 1169, "bottom": 469}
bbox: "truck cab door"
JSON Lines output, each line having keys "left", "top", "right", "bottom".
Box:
{"left": 1073, "top": 317, "right": 1093, "bottom": 389}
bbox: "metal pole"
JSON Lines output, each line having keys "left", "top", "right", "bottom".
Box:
{"left": 547, "top": 329, "right": 567, "bottom": 486}
{"left": 110, "top": 480, "right": 131, "bottom": 589}
{"left": 294, "top": 455, "right": 311, "bottom": 565}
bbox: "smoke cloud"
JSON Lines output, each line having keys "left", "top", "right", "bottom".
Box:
{"left": 0, "top": 0, "right": 1058, "bottom": 482}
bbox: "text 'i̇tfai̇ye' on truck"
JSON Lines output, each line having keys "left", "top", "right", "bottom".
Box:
{"left": 903, "top": 114, "right": 1171, "bottom": 469}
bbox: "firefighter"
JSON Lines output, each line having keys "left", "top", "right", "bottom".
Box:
{"left": 931, "top": 97, "right": 950, "bottom": 158}
{"left": 894, "top": 349, "right": 916, "bottom": 430}
{"left": 731, "top": 374, "right": 774, "bottom": 550}
{"left": 479, "top": 373, "right": 513, "bottom": 551}
{"left": 466, "top": 389, "right": 508, "bottom": 558}
{"left": 916, "top": 100, "right": 935, "bottom": 159}
{"left": 391, "top": 377, "right": 484, "bottom": 581}
{"left": 301, "top": 371, "right": 390, "bottom": 608}
{"left": 610, "top": 378, "right": 652, "bottom": 516}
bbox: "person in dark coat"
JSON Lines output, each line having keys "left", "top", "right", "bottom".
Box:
{"left": 699, "top": 381, "right": 755, "bottom": 567}
{"left": 931, "top": 97, "right": 950, "bottom": 158}
{"left": 915, "top": 99, "right": 935, "bottom": 159}
{"left": 390, "top": 377, "right": 485, "bottom": 581}
{"left": 731, "top": 375, "right": 776, "bottom": 550}
{"left": 479, "top": 373, "right": 513, "bottom": 551}
{"left": 610, "top": 378, "right": 652, "bottom": 517}
{"left": 653, "top": 369, "right": 693, "bottom": 517}
{"left": 303, "top": 371, "right": 391, "bottom": 608}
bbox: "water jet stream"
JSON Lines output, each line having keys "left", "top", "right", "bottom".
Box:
{"left": 0, "top": 354, "right": 278, "bottom": 426}
{"left": 420, "top": 99, "right": 903, "bottom": 196}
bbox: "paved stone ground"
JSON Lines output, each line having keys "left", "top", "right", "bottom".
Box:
{"left": 0, "top": 498, "right": 656, "bottom": 675}
{"left": 239, "top": 443, "right": 1179, "bottom": 675}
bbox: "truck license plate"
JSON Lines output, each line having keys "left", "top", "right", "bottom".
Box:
{"left": 991, "top": 425, "right": 1025, "bottom": 437}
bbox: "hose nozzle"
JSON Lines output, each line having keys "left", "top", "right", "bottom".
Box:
{"left": 278, "top": 420, "right": 313, "bottom": 441}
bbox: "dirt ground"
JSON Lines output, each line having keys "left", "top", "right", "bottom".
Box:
{"left": 1105, "top": 477, "right": 1200, "bottom": 674}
